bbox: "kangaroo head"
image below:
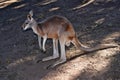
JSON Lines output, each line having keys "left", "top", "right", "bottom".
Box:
{"left": 22, "top": 10, "right": 36, "bottom": 30}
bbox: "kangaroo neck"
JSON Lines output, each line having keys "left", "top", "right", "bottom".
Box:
{"left": 31, "top": 21, "right": 45, "bottom": 36}
{"left": 31, "top": 20, "right": 38, "bottom": 34}
{"left": 32, "top": 26, "right": 37, "bottom": 34}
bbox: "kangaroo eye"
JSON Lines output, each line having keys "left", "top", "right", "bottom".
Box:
{"left": 25, "top": 23, "right": 28, "bottom": 24}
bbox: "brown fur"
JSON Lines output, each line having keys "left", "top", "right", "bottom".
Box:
{"left": 36, "top": 15, "right": 76, "bottom": 40}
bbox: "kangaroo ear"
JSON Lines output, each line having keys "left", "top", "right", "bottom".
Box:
{"left": 29, "top": 10, "right": 33, "bottom": 17}
{"left": 27, "top": 10, "right": 33, "bottom": 20}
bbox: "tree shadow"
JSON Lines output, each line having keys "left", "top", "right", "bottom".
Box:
{"left": 0, "top": 0, "right": 120, "bottom": 80}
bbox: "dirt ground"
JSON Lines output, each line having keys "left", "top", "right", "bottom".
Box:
{"left": 0, "top": 0, "right": 120, "bottom": 80}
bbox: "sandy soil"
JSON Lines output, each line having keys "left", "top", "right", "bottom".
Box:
{"left": 0, "top": 0, "right": 120, "bottom": 80}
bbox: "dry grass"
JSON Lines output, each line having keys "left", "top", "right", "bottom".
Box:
{"left": 0, "top": 0, "right": 21, "bottom": 8}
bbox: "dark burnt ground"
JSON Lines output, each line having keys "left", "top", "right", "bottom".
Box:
{"left": 0, "top": 0, "right": 120, "bottom": 80}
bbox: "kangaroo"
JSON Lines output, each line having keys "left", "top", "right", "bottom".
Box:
{"left": 22, "top": 10, "right": 117, "bottom": 68}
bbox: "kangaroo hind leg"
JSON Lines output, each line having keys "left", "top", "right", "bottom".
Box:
{"left": 48, "top": 37, "right": 66, "bottom": 68}
{"left": 42, "top": 39, "right": 59, "bottom": 61}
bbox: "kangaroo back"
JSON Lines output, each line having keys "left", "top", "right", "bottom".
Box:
{"left": 37, "top": 15, "right": 75, "bottom": 39}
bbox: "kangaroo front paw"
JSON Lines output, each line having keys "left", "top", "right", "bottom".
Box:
{"left": 40, "top": 49, "right": 46, "bottom": 53}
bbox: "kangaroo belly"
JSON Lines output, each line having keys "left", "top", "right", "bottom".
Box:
{"left": 47, "top": 33, "right": 58, "bottom": 39}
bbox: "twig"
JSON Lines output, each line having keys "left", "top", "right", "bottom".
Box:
{"left": 73, "top": 0, "right": 95, "bottom": 10}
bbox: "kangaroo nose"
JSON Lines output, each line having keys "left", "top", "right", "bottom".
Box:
{"left": 22, "top": 24, "right": 25, "bottom": 29}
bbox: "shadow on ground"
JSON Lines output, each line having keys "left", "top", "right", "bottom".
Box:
{"left": 0, "top": 0, "right": 120, "bottom": 80}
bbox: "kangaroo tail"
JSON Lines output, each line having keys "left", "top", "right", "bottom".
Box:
{"left": 79, "top": 44, "right": 117, "bottom": 52}
{"left": 73, "top": 37, "right": 117, "bottom": 52}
